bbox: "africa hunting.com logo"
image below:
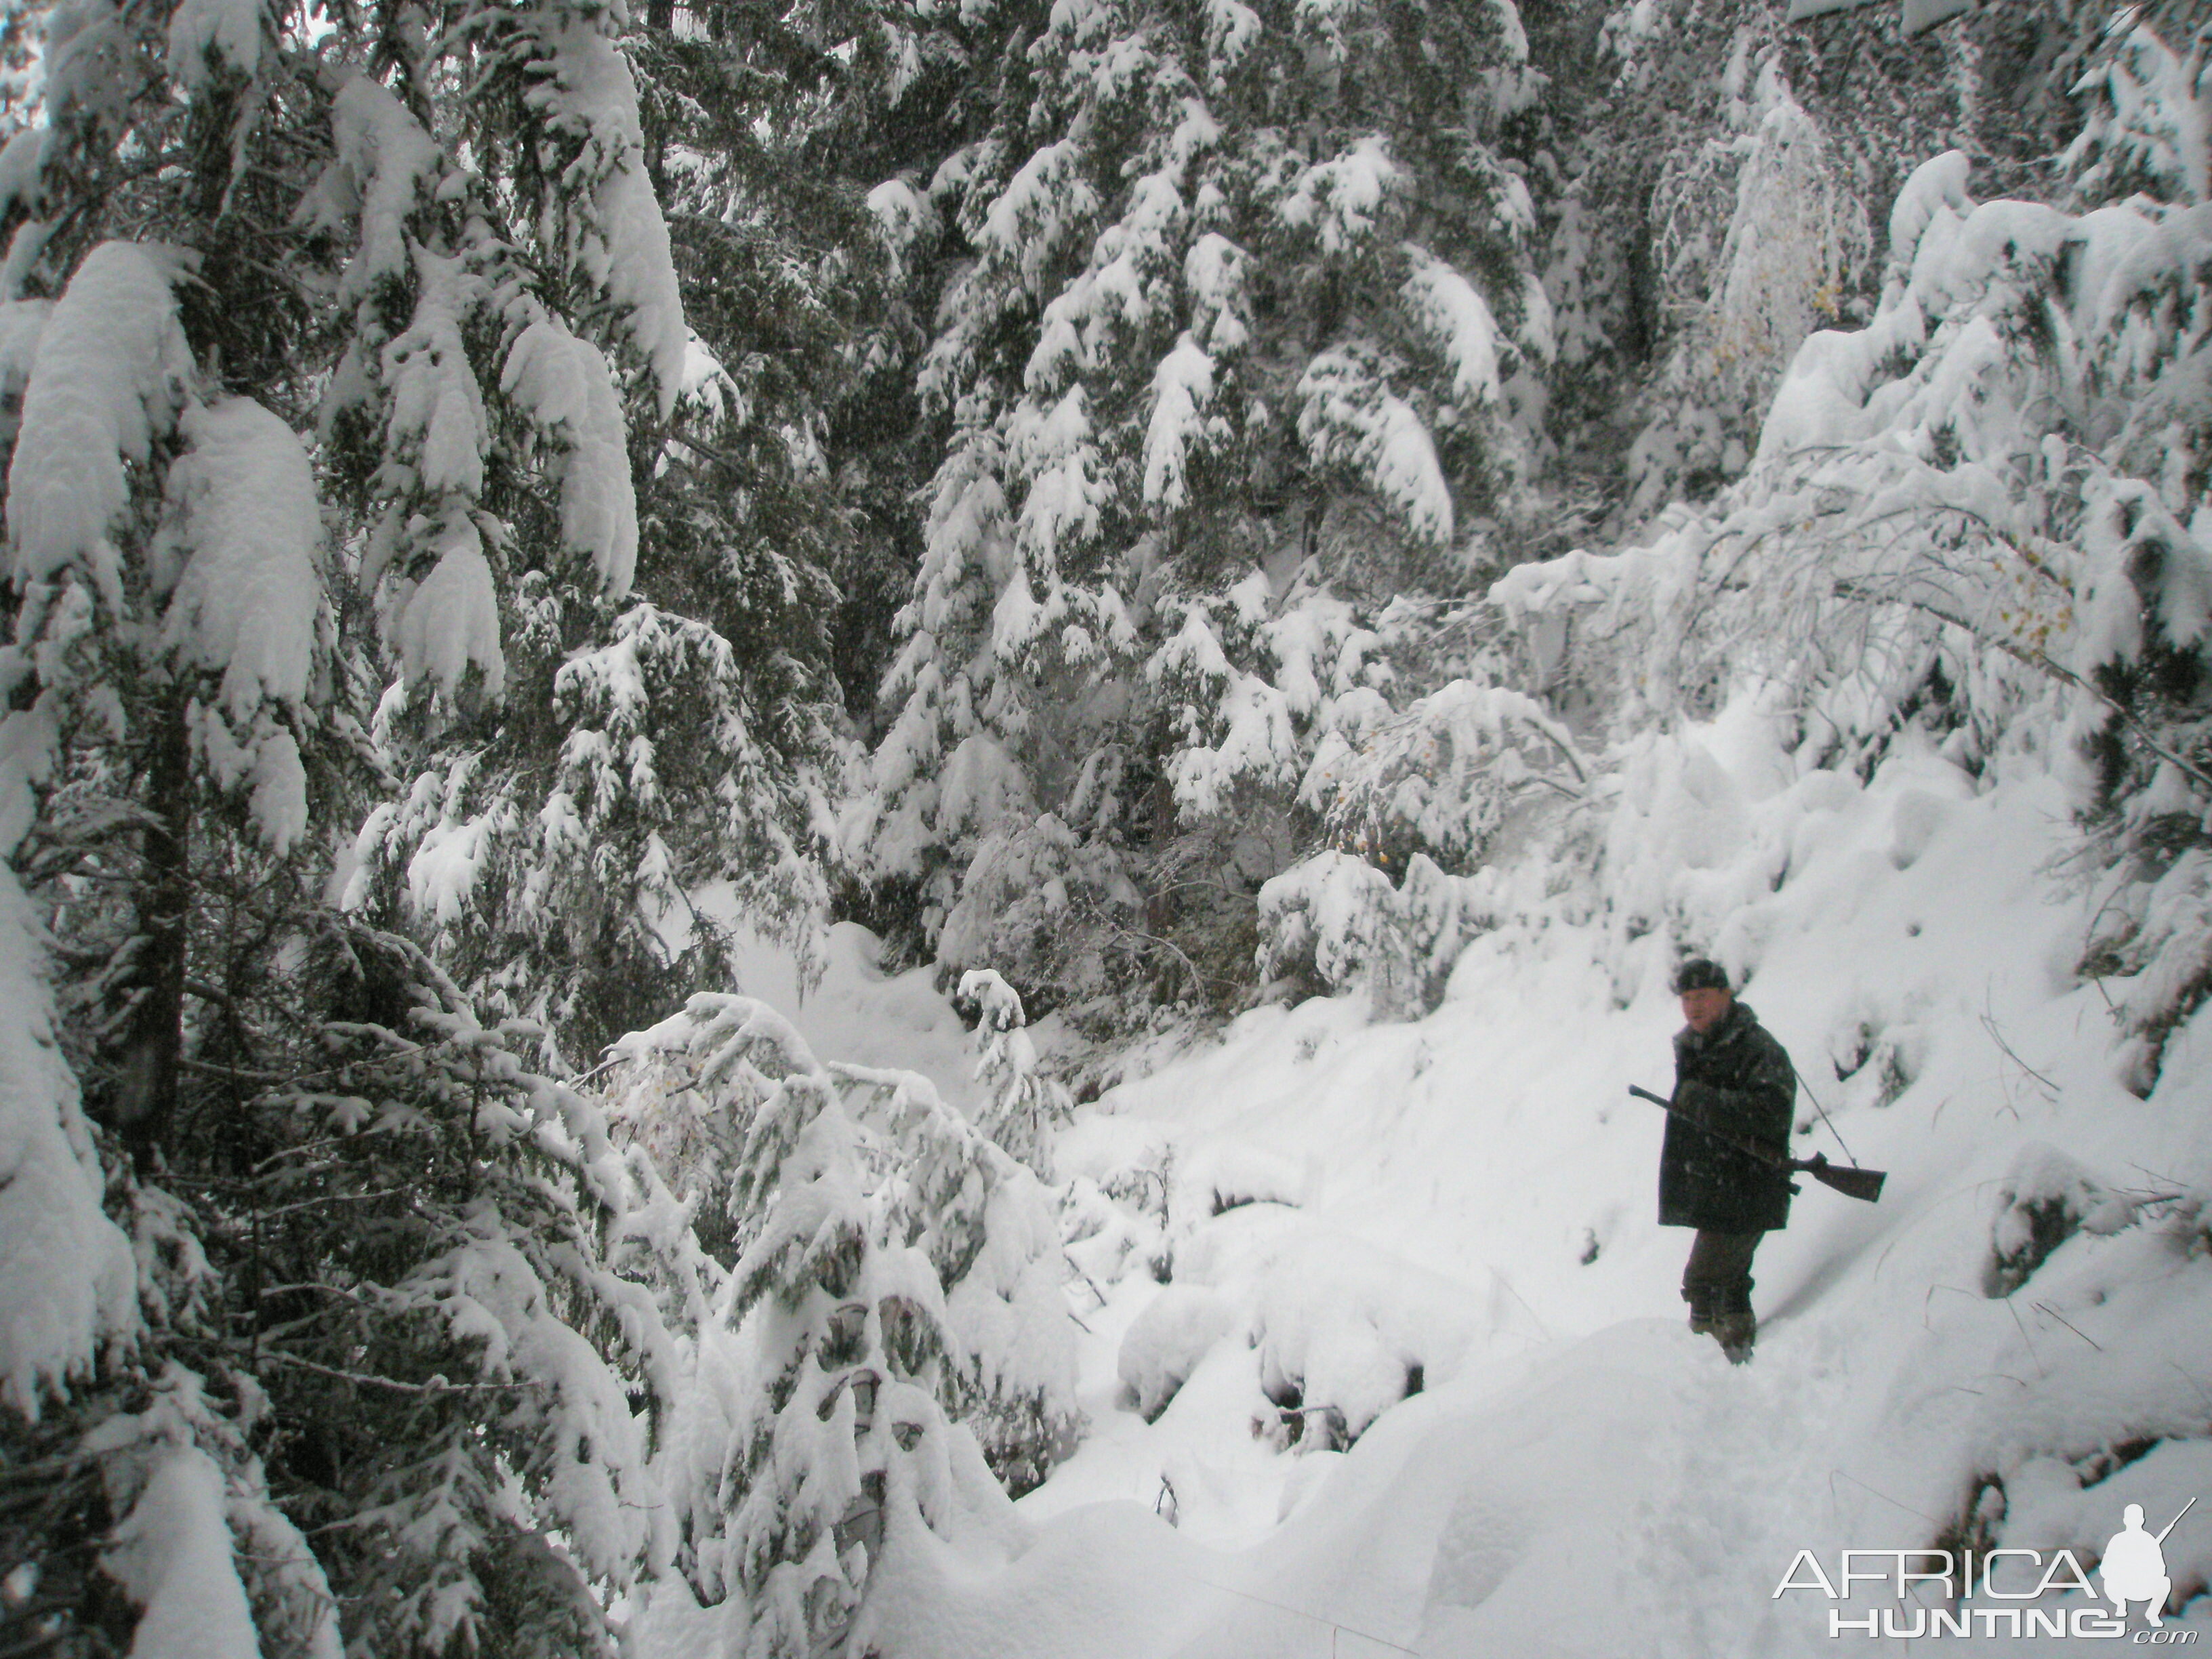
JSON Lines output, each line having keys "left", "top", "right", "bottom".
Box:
{"left": 1774, "top": 1498, "right": 2200, "bottom": 1642}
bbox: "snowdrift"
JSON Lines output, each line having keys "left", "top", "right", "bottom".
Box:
{"left": 776, "top": 705, "right": 2212, "bottom": 1657}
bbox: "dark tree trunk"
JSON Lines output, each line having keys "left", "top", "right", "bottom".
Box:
{"left": 114, "top": 686, "right": 191, "bottom": 1164}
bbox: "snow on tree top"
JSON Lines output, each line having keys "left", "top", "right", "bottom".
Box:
{"left": 1404, "top": 253, "right": 1505, "bottom": 409}
{"left": 375, "top": 253, "right": 490, "bottom": 506}
{"left": 956, "top": 967, "right": 1025, "bottom": 1030}
{"left": 157, "top": 397, "right": 323, "bottom": 722}
{"left": 1008, "top": 386, "right": 1104, "bottom": 569}
{"left": 5, "top": 242, "right": 194, "bottom": 607}
{"left": 319, "top": 75, "right": 442, "bottom": 308}
{"left": 1281, "top": 135, "right": 1399, "bottom": 256}
{"left": 165, "top": 0, "right": 264, "bottom": 89}
{"left": 1882, "top": 149, "right": 1971, "bottom": 289}
{"left": 525, "top": 14, "right": 689, "bottom": 420}
{"left": 1183, "top": 231, "right": 1250, "bottom": 352}
{"left": 1204, "top": 0, "right": 1261, "bottom": 81}
{"left": 1143, "top": 333, "right": 1216, "bottom": 510}
{"left": 91, "top": 1441, "right": 262, "bottom": 1659}
{"left": 867, "top": 178, "right": 940, "bottom": 258}
{"left": 2066, "top": 22, "right": 2212, "bottom": 206}
{"left": 502, "top": 316, "right": 641, "bottom": 596}
{"left": 0, "top": 870, "right": 135, "bottom": 1418}
{"left": 979, "top": 140, "right": 1099, "bottom": 294}
{"left": 392, "top": 515, "right": 505, "bottom": 701}
{"left": 1296, "top": 350, "right": 1454, "bottom": 546}
{"left": 0, "top": 302, "right": 47, "bottom": 405}
{"left": 0, "top": 128, "right": 49, "bottom": 228}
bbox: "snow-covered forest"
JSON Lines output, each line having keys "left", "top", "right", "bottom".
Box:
{"left": 3, "top": 0, "right": 2211, "bottom": 1651}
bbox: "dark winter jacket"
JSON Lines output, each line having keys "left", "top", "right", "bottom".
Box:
{"left": 1658, "top": 1000, "right": 1797, "bottom": 1233}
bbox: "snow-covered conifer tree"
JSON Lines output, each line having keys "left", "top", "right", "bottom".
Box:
{"left": 183, "top": 926, "right": 670, "bottom": 1659}
{"left": 956, "top": 966, "right": 1073, "bottom": 1176}
{"left": 1258, "top": 674, "right": 1588, "bottom": 1012}
{"left": 0, "top": 3, "right": 682, "bottom": 1653}
{"left": 847, "top": 0, "right": 1553, "bottom": 1022}
{"left": 310, "top": 0, "right": 797, "bottom": 1067}
{"left": 611, "top": 991, "right": 1078, "bottom": 1652}
{"left": 1525, "top": 0, "right": 2092, "bottom": 534}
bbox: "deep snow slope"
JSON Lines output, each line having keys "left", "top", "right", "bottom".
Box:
{"left": 798, "top": 693, "right": 2212, "bottom": 1657}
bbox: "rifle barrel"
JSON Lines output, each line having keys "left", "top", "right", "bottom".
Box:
{"left": 1628, "top": 1085, "right": 1784, "bottom": 1166}
{"left": 2155, "top": 1495, "right": 2197, "bottom": 1545}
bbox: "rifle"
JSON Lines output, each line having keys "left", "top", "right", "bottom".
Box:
{"left": 1629, "top": 1085, "right": 1887, "bottom": 1204}
{"left": 2154, "top": 1496, "right": 2196, "bottom": 1545}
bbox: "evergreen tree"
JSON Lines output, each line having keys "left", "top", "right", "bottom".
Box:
{"left": 1258, "top": 674, "right": 1586, "bottom": 1012}
{"left": 609, "top": 994, "right": 1078, "bottom": 1655}
{"left": 0, "top": 0, "right": 682, "bottom": 1651}
{"left": 956, "top": 966, "right": 1073, "bottom": 1176}
{"left": 627, "top": 0, "right": 945, "bottom": 737}
{"left": 313, "top": 0, "right": 748, "bottom": 1068}
{"left": 1516, "top": 0, "right": 2204, "bottom": 533}
{"left": 846, "top": 0, "right": 1554, "bottom": 1024}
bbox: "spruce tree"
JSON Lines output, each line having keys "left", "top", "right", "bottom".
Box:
{"left": 0, "top": 1, "right": 682, "bottom": 1651}
{"left": 609, "top": 994, "right": 1078, "bottom": 1655}
{"left": 954, "top": 966, "right": 1071, "bottom": 1174}
{"left": 1488, "top": 18, "right": 2212, "bottom": 1083}
{"left": 846, "top": 0, "right": 1554, "bottom": 1023}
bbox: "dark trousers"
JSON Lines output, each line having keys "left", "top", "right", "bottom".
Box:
{"left": 1681, "top": 1229, "right": 1765, "bottom": 1317}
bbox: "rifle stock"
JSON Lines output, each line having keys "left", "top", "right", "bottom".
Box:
{"left": 1628, "top": 1085, "right": 1885, "bottom": 1204}
{"left": 1797, "top": 1153, "right": 1885, "bottom": 1203}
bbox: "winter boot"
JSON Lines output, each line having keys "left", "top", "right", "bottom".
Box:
{"left": 1684, "top": 1289, "right": 1715, "bottom": 1337}
{"left": 1714, "top": 1308, "right": 1756, "bottom": 1364}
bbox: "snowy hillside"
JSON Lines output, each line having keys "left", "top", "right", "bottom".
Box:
{"left": 663, "top": 703, "right": 2212, "bottom": 1656}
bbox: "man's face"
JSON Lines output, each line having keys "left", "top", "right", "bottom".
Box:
{"left": 1680, "top": 987, "right": 1732, "bottom": 1034}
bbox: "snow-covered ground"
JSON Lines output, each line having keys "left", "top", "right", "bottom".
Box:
{"left": 729, "top": 696, "right": 2212, "bottom": 1656}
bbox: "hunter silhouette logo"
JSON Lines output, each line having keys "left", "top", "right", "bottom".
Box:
{"left": 1774, "top": 1496, "right": 2201, "bottom": 1641}
{"left": 2104, "top": 1499, "right": 2194, "bottom": 1629}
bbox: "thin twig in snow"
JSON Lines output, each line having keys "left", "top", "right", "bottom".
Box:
{"left": 2029, "top": 1301, "right": 2103, "bottom": 1351}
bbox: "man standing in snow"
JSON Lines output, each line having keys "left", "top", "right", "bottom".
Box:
{"left": 1660, "top": 959, "right": 1797, "bottom": 1362}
